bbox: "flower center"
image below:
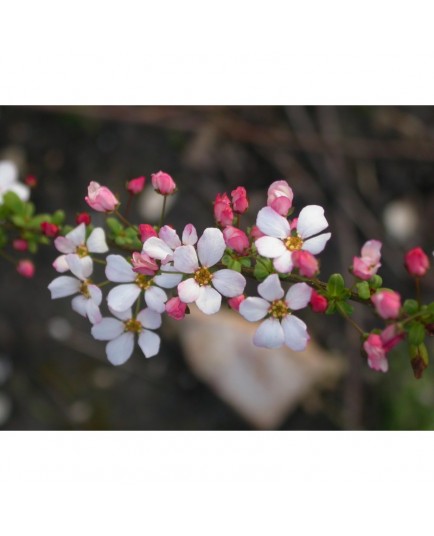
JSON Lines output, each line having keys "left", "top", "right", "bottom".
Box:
{"left": 268, "top": 299, "right": 290, "bottom": 319}
{"left": 284, "top": 234, "right": 303, "bottom": 251}
{"left": 194, "top": 267, "right": 213, "bottom": 286}
{"left": 76, "top": 244, "right": 89, "bottom": 258}
{"left": 79, "top": 280, "right": 92, "bottom": 299}
{"left": 135, "top": 274, "right": 152, "bottom": 290}
{"left": 124, "top": 318, "right": 142, "bottom": 333}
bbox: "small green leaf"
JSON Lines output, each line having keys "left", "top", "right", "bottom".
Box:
{"left": 337, "top": 300, "right": 354, "bottom": 316}
{"left": 325, "top": 302, "right": 336, "bottom": 315}
{"left": 253, "top": 258, "right": 273, "bottom": 281}
{"left": 106, "top": 217, "right": 123, "bottom": 234}
{"left": 403, "top": 299, "right": 419, "bottom": 315}
{"left": 356, "top": 281, "right": 371, "bottom": 300}
{"left": 369, "top": 275, "right": 383, "bottom": 289}
{"left": 231, "top": 260, "right": 242, "bottom": 272}
{"left": 408, "top": 323, "right": 426, "bottom": 346}
{"left": 51, "top": 210, "right": 65, "bottom": 225}
{"left": 240, "top": 257, "right": 251, "bottom": 268}
{"left": 3, "top": 191, "right": 24, "bottom": 213}
{"left": 327, "top": 273, "right": 345, "bottom": 298}
{"left": 221, "top": 254, "right": 232, "bottom": 267}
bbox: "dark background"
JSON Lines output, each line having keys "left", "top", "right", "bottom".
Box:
{"left": 0, "top": 105, "right": 433, "bottom": 430}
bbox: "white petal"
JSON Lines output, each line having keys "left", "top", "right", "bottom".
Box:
{"left": 144, "top": 286, "right": 167, "bottom": 313}
{"left": 71, "top": 295, "right": 87, "bottom": 317}
{"left": 253, "top": 318, "right": 284, "bottom": 348}
{"left": 281, "top": 315, "right": 309, "bottom": 351}
{"left": 66, "top": 253, "right": 93, "bottom": 280}
{"left": 86, "top": 227, "right": 108, "bottom": 253}
{"left": 52, "top": 255, "right": 69, "bottom": 273}
{"left": 212, "top": 269, "right": 246, "bottom": 298}
{"left": 273, "top": 251, "right": 294, "bottom": 273}
{"left": 107, "top": 283, "right": 141, "bottom": 312}
{"left": 9, "top": 182, "right": 30, "bottom": 202}
{"left": 85, "top": 300, "right": 102, "bottom": 324}
{"left": 297, "top": 205, "right": 328, "bottom": 239}
{"left": 142, "top": 237, "right": 173, "bottom": 261}
{"left": 302, "top": 233, "right": 331, "bottom": 255}
{"left": 173, "top": 245, "right": 199, "bottom": 273}
{"left": 239, "top": 297, "right": 270, "bottom": 322}
{"left": 256, "top": 206, "right": 290, "bottom": 238}
{"left": 137, "top": 308, "right": 162, "bottom": 330}
{"left": 255, "top": 236, "right": 287, "bottom": 258}
{"left": 177, "top": 278, "right": 200, "bottom": 303}
{"left": 88, "top": 284, "right": 103, "bottom": 306}
{"left": 54, "top": 236, "right": 75, "bottom": 254}
{"left": 106, "top": 333, "right": 135, "bottom": 365}
{"left": 195, "top": 286, "right": 222, "bottom": 315}
{"left": 154, "top": 271, "right": 183, "bottom": 289}
{"left": 48, "top": 276, "right": 80, "bottom": 299}
{"left": 285, "top": 283, "right": 312, "bottom": 310}
{"left": 138, "top": 330, "right": 160, "bottom": 358}
{"left": 159, "top": 225, "right": 181, "bottom": 249}
{"left": 65, "top": 223, "right": 86, "bottom": 247}
{"left": 105, "top": 254, "right": 135, "bottom": 282}
{"left": 258, "top": 274, "right": 284, "bottom": 301}
{"left": 0, "top": 161, "right": 18, "bottom": 185}
{"left": 91, "top": 318, "right": 124, "bottom": 341}
{"left": 110, "top": 308, "right": 132, "bottom": 321}
{"left": 197, "top": 228, "right": 225, "bottom": 268}
{"left": 182, "top": 224, "right": 198, "bottom": 245}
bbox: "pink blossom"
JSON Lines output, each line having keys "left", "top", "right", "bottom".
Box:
{"left": 228, "top": 295, "right": 245, "bottom": 312}
{"left": 17, "top": 259, "right": 35, "bottom": 278}
{"left": 223, "top": 226, "right": 249, "bottom": 254}
{"left": 165, "top": 297, "right": 187, "bottom": 320}
{"left": 25, "top": 175, "right": 37, "bottom": 188}
{"left": 40, "top": 221, "right": 60, "bottom": 237}
{"left": 213, "top": 193, "right": 234, "bottom": 227}
{"left": 371, "top": 290, "right": 401, "bottom": 319}
{"left": 85, "top": 181, "right": 118, "bottom": 212}
{"left": 231, "top": 186, "right": 249, "bottom": 214}
{"left": 12, "top": 239, "right": 28, "bottom": 251}
{"left": 352, "top": 239, "right": 382, "bottom": 280}
{"left": 292, "top": 250, "right": 319, "bottom": 277}
{"left": 127, "top": 176, "right": 146, "bottom": 195}
{"left": 267, "top": 180, "right": 294, "bottom": 216}
{"left": 404, "top": 247, "right": 430, "bottom": 277}
{"left": 131, "top": 252, "right": 158, "bottom": 276}
{"left": 310, "top": 289, "right": 328, "bottom": 313}
{"left": 381, "top": 324, "right": 405, "bottom": 352}
{"left": 250, "top": 225, "right": 265, "bottom": 240}
{"left": 364, "top": 334, "right": 388, "bottom": 372}
{"left": 75, "top": 212, "right": 91, "bottom": 226}
{"left": 139, "top": 224, "right": 158, "bottom": 242}
{"left": 151, "top": 171, "right": 176, "bottom": 195}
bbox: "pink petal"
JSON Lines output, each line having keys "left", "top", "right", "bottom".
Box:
{"left": 285, "top": 283, "right": 312, "bottom": 310}
{"left": 361, "top": 239, "right": 382, "bottom": 263}
{"left": 159, "top": 225, "right": 181, "bottom": 249}
{"left": 52, "top": 255, "right": 69, "bottom": 272}
{"left": 142, "top": 237, "right": 174, "bottom": 261}
{"left": 106, "top": 333, "right": 135, "bottom": 365}
{"left": 281, "top": 315, "right": 309, "bottom": 351}
{"left": 302, "top": 233, "right": 331, "bottom": 255}
{"left": 195, "top": 285, "right": 222, "bottom": 315}
{"left": 253, "top": 318, "right": 284, "bottom": 348}
{"left": 255, "top": 236, "right": 287, "bottom": 258}
{"left": 177, "top": 278, "right": 201, "bottom": 303}
{"left": 257, "top": 274, "right": 284, "bottom": 301}
{"left": 182, "top": 224, "right": 198, "bottom": 245}
{"left": 212, "top": 269, "right": 246, "bottom": 298}
{"left": 54, "top": 236, "right": 75, "bottom": 255}
{"left": 239, "top": 297, "right": 270, "bottom": 322}
{"left": 297, "top": 205, "right": 328, "bottom": 239}
{"left": 197, "top": 228, "right": 225, "bottom": 267}
{"left": 256, "top": 206, "right": 290, "bottom": 239}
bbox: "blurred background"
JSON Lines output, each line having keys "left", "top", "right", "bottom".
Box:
{"left": 0, "top": 105, "right": 433, "bottom": 431}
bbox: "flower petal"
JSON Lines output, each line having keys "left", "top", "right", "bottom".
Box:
{"left": 212, "top": 269, "right": 246, "bottom": 298}
{"left": 256, "top": 206, "right": 290, "bottom": 239}
{"left": 110, "top": 308, "right": 132, "bottom": 321}
{"left": 54, "top": 236, "right": 75, "bottom": 255}
{"left": 159, "top": 225, "right": 181, "bottom": 249}
{"left": 296, "top": 205, "right": 328, "bottom": 239}
{"left": 107, "top": 283, "right": 141, "bottom": 312}
{"left": 302, "top": 233, "right": 331, "bottom": 255}
{"left": 281, "top": 315, "right": 309, "bottom": 351}
{"left": 253, "top": 318, "right": 284, "bottom": 348}
{"left": 86, "top": 227, "right": 108, "bottom": 253}
{"left": 138, "top": 329, "right": 160, "bottom": 358}
{"left": 173, "top": 245, "right": 199, "bottom": 273}
{"left": 257, "top": 274, "right": 284, "bottom": 301}
{"left": 105, "top": 254, "right": 135, "bottom": 282}
{"left": 182, "top": 224, "right": 198, "bottom": 246}
{"left": 285, "top": 282, "right": 312, "bottom": 310}
{"left": 154, "top": 270, "right": 183, "bottom": 289}
{"left": 255, "top": 236, "right": 287, "bottom": 258}
{"left": 91, "top": 318, "right": 124, "bottom": 340}
{"left": 0, "top": 161, "right": 18, "bottom": 185}
{"left": 48, "top": 276, "right": 80, "bottom": 299}
{"left": 65, "top": 223, "right": 86, "bottom": 247}
{"left": 273, "top": 251, "right": 294, "bottom": 273}
{"left": 144, "top": 286, "right": 167, "bottom": 313}
{"left": 71, "top": 295, "right": 87, "bottom": 317}
{"left": 9, "top": 182, "right": 30, "bottom": 202}
{"left": 239, "top": 297, "right": 270, "bottom": 322}
{"left": 177, "top": 278, "right": 201, "bottom": 303}
{"left": 106, "top": 333, "right": 135, "bottom": 365}
{"left": 197, "top": 228, "right": 225, "bottom": 267}
{"left": 142, "top": 237, "right": 173, "bottom": 261}
{"left": 195, "top": 285, "right": 222, "bottom": 315}
{"left": 66, "top": 253, "right": 93, "bottom": 280}
{"left": 137, "top": 308, "right": 162, "bottom": 330}
{"left": 52, "top": 255, "right": 69, "bottom": 273}
{"left": 88, "top": 284, "right": 103, "bottom": 306}
{"left": 85, "top": 300, "right": 102, "bottom": 324}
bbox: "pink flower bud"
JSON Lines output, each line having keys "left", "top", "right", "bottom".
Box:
{"left": 131, "top": 252, "right": 158, "bottom": 275}
{"left": 139, "top": 224, "right": 158, "bottom": 242}
{"left": 165, "top": 297, "right": 187, "bottom": 320}
{"left": 40, "top": 222, "right": 60, "bottom": 237}
{"left": 85, "top": 181, "right": 118, "bottom": 212}
{"left": 380, "top": 324, "right": 405, "bottom": 353}
{"left": 17, "top": 259, "right": 35, "bottom": 278}
{"left": 25, "top": 175, "right": 37, "bottom": 188}
{"left": 12, "top": 239, "right": 28, "bottom": 251}
{"left": 352, "top": 239, "right": 382, "bottom": 280}
{"left": 228, "top": 295, "right": 245, "bottom": 312}
{"left": 250, "top": 225, "right": 265, "bottom": 240}
{"left": 182, "top": 224, "right": 198, "bottom": 246}
{"left": 127, "top": 176, "right": 146, "bottom": 195}
{"left": 267, "top": 180, "right": 293, "bottom": 216}
{"left": 364, "top": 333, "right": 388, "bottom": 372}
{"left": 309, "top": 289, "right": 328, "bottom": 313}
{"left": 75, "top": 212, "right": 91, "bottom": 226}
{"left": 292, "top": 250, "right": 319, "bottom": 277}
{"left": 371, "top": 290, "right": 401, "bottom": 319}
{"left": 151, "top": 171, "right": 176, "bottom": 195}
{"left": 213, "top": 193, "right": 234, "bottom": 227}
{"left": 231, "top": 186, "right": 249, "bottom": 214}
{"left": 404, "top": 247, "right": 430, "bottom": 277}
{"left": 223, "top": 226, "right": 249, "bottom": 254}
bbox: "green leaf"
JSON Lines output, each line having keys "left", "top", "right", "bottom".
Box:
{"left": 239, "top": 257, "right": 251, "bottom": 268}
{"left": 337, "top": 300, "right": 354, "bottom": 316}
{"left": 230, "top": 260, "right": 242, "bottom": 273}
{"left": 3, "top": 191, "right": 24, "bottom": 213}
{"left": 51, "top": 210, "right": 65, "bottom": 225}
{"left": 327, "top": 273, "right": 345, "bottom": 298}
{"left": 253, "top": 257, "right": 273, "bottom": 281}
{"left": 221, "top": 254, "right": 232, "bottom": 267}
{"left": 325, "top": 302, "right": 336, "bottom": 315}
{"left": 408, "top": 323, "right": 426, "bottom": 346}
{"left": 106, "top": 217, "right": 123, "bottom": 234}
{"left": 403, "top": 299, "right": 419, "bottom": 315}
{"left": 356, "top": 281, "right": 371, "bottom": 300}
{"left": 369, "top": 275, "right": 383, "bottom": 289}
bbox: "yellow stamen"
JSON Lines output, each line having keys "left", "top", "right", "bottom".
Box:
{"left": 194, "top": 267, "right": 213, "bottom": 286}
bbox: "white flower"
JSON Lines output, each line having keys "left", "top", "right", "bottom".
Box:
{"left": 53, "top": 222, "right": 108, "bottom": 273}
{"left": 239, "top": 274, "right": 312, "bottom": 351}
{"left": 105, "top": 254, "right": 181, "bottom": 313}
{"left": 255, "top": 205, "right": 331, "bottom": 273}
{"left": 48, "top": 254, "right": 102, "bottom": 324}
{"left": 0, "top": 160, "right": 30, "bottom": 204}
{"left": 173, "top": 227, "right": 246, "bottom": 315}
{"left": 142, "top": 223, "right": 198, "bottom": 264}
{"left": 91, "top": 307, "right": 161, "bottom": 365}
